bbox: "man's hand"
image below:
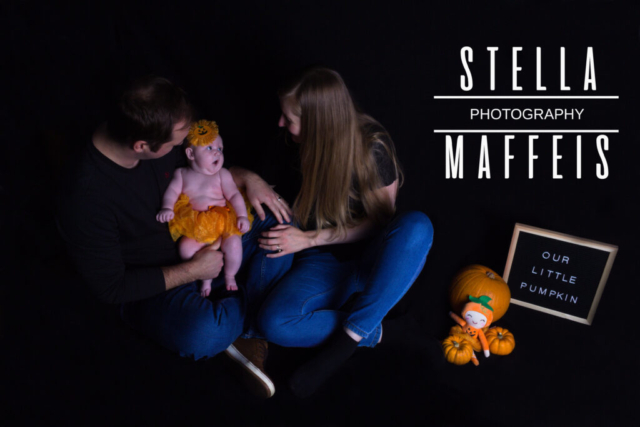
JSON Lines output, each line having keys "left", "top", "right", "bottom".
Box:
{"left": 162, "top": 239, "right": 223, "bottom": 291}
{"left": 189, "top": 239, "right": 224, "bottom": 280}
{"left": 156, "top": 208, "right": 174, "bottom": 223}
{"left": 237, "top": 217, "right": 250, "bottom": 233}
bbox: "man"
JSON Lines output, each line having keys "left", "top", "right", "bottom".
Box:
{"left": 57, "top": 75, "right": 292, "bottom": 398}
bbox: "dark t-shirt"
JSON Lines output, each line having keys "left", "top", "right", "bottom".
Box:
{"left": 348, "top": 137, "right": 397, "bottom": 218}
{"left": 57, "top": 141, "right": 186, "bottom": 304}
{"left": 313, "top": 124, "right": 398, "bottom": 226}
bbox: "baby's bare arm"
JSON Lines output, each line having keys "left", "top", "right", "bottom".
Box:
{"left": 157, "top": 169, "right": 184, "bottom": 222}
{"left": 162, "top": 169, "right": 184, "bottom": 210}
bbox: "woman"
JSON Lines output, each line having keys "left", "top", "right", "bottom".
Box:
{"left": 256, "top": 67, "right": 434, "bottom": 397}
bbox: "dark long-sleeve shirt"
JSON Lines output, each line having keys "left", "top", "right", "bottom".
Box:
{"left": 57, "top": 141, "right": 185, "bottom": 303}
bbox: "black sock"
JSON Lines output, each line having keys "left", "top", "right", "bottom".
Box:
{"left": 289, "top": 330, "right": 359, "bottom": 398}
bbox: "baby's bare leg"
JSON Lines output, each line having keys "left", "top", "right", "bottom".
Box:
{"left": 178, "top": 237, "right": 212, "bottom": 297}
{"left": 221, "top": 234, "right": 243, "bottom": 291}
{"left": 199, "top": 278, "right": 213, "bottom": 298}
{"left": 178, "top": 237, "right": 207, "bottom": 260}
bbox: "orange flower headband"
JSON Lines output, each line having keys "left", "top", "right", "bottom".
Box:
{"left": 187, "top": 120, "right": 219, "bottom": 147}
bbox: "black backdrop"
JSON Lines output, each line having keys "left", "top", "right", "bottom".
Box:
{"left": 3, "top": 1, "right": 639, "bottom": 426}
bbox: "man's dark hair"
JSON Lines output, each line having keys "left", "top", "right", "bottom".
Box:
{"left": 106, "top": 76, "right": 194, "bottom": 152}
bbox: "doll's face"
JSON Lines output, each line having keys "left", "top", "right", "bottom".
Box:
{"left": 464, "top": 310, "right": 488, "bottom": 328}
{"left": 187, "top": 135, "right": 224, "bottom": 175}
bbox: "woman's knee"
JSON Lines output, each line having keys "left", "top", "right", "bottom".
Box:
{"left": 256, "top": 304, "right": 283, "bottom": 342}
{"left": 390, "top": 210, "right": 434, "bottom": 249}
{"left": 257, "top": 302, "right": 298, "bottom": 346}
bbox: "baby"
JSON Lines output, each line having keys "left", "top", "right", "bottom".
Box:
{"left": 157, "top": 120, "right": 251, "bottom": 296}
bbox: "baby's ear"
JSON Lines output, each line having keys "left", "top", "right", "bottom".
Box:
{"left": 185, "top": 146, "right": 195, "bottom": 160}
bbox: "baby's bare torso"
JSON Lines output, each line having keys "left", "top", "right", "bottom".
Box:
{"left": 180, "top": 167, "right": 227, "bottom": 211}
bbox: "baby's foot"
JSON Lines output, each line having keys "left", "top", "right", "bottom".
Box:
{"left": 225, "top": 275, "right": 238, "bottom": 291}
{"left": 201, "top": 281, "right": 212, "bottom": 298}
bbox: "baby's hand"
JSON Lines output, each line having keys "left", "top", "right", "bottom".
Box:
{"left": 237, "top": 216, "right": 250, "bottom": 233}
{"left": 156, "top": 208, "right": 174, "bottom": 223}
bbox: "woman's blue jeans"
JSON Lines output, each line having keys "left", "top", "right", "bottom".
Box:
{"left": 120, "top": 213, "right": 293, "bottom": 360}
{"left": 257, "top": 211, "right": 433, "bottom": 348}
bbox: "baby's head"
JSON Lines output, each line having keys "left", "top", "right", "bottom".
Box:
{"left": 185, "top": 120, "right": 224, "bottom": 175}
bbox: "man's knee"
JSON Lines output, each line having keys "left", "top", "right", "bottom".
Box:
{"left": 172, "top": 311, "right": 242, "bottom": 360}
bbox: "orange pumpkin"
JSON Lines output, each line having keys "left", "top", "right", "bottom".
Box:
{"left": 449, "top": 265, "right": 511, "bottom": 322}
{"left": 442, "top": 335, "right": 474, "bottom": 365}
{"left": 449, "top": 325, "right": 481, "bottom": 352}
{"left": 485, "top": 326, "right": 516, "bottom": 355}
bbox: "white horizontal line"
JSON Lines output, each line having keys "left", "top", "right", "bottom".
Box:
{"left": 433, "top": 130, "right": 618, "bottom": 133}
{"left": 434, "top": 96, "right": 619, "bottom": 99}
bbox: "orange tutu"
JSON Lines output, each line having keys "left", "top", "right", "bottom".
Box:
{"left": 168, "top": 194, "right": 254, "bottom": 244}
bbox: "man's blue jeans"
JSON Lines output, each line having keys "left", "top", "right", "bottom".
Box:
{"left": 120, "top": 213, "right": 293, "bottom": 360}
{"left": 257, "top": 211, "right": 434, "bottom": 348}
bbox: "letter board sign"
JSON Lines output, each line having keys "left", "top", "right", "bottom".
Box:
{"left": 503, "top": 223, "right": 617, "bottom": 325}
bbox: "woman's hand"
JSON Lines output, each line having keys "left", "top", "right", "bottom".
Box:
{"left": 240, "top": 170, "right": 292, "bottom": 224}
{"left": 259, "top": 224, "right": 315, "bottom": 258}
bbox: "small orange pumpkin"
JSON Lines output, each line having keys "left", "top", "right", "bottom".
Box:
{"left": 449, "top": 265, "right": 511, "bottom": 322}
{"left": 485, "top": 326, "right": 516, "bottom": 355}
{"left": 449, "top": 325, "right": 481, "bottom": 352}
{"left": 442, "top": 335, "right": 474, "bottom": 365}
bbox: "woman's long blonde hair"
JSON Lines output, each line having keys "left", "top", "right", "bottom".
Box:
{"left": 279, "top": 67, "right": 403, "bottom": 238}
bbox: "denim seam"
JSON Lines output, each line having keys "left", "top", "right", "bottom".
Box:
{"left": 299, "top": 286, "right": 342, "bottom": 315}
{"left": 373, "top": 325, "right": 381, "bottom": 347}
{"left": 368, "top": 325, "right": 381, "bottom": 348}
{"left": 260, "top": 252, "right": 266, "bottom": 291}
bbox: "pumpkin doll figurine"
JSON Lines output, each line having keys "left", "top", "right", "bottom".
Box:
{"left": 449, "top": 295, "right": 494, "bottom": 366}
